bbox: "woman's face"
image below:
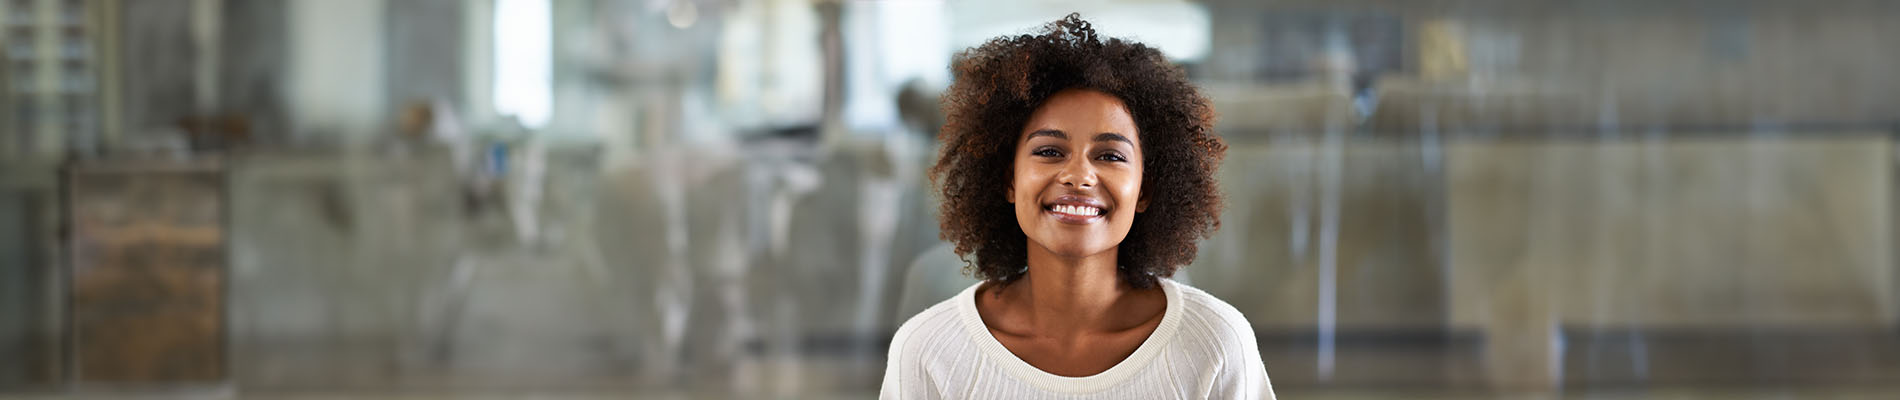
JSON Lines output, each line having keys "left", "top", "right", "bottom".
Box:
{"left": 1009, "top": 88, "right": 1146, "bottom": 260}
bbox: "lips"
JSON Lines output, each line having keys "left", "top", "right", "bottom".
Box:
{"left": 1042, "top": 195, "right": 1108, "bottom": 224}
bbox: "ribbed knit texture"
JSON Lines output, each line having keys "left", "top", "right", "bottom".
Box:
{"left": 880, "top": 278, "right": 1275, "bottom": 399}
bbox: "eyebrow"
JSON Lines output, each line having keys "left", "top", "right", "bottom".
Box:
{"left": 1093, "top": 132, "right": 1133, "bottom": 145}
{"left": 1026, "top": 129, "right": 1134, "bottom": 146}
{"left": 1026, "top": 129, "right": 1067, "bottom": 141}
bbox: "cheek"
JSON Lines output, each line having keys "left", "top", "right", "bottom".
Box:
{"left": 1008, "top": 170, "right": 1032, "bottom": 204}
{"left": 1114, "top": 174, "right": 1143, "bottom": 214}
{"left": 1008, "top": 161, "right": 1047, "bottom": 203}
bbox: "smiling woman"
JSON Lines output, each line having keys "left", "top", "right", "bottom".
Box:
{"left": 880, "top": 13, "right": 1272, "bottom": 400}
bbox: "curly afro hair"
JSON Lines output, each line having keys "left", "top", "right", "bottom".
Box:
{"left": 931, "top": 13, "right": 1226, "bottom": 290}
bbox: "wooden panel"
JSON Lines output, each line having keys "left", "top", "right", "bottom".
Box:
{"left": 68, "top": 161, "right": 224, "bottom": 383}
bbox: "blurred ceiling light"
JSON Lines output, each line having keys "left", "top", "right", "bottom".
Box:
{"left": 667, "top": 0, "right": 699, "bottom": 29}
{"left": 493, "top": 0, "right": 553, "bottom": 129}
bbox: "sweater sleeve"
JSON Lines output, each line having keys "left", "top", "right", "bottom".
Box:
{"left": 879, "top": 323, "right": 912, "bottom": 399}
{"left": 881, "top": 310, "right": 938, "bottom": 399}
{"left": 1207, "top": 306, "right": 1276, "bottom": 399}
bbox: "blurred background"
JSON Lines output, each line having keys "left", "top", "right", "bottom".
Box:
{"left": 2, "top": 0, "right": 1899, "bottom": 398}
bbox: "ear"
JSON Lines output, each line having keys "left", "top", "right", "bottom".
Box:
{"left": 1007, "top": 186, "right": 1015, "bottom": 204}
{"left": 1136, "top": 193, "right": 1149, "bottom": 212}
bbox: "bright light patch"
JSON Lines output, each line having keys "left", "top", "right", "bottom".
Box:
{"left": 493, "top": 0, "right": 552, "bottom": 129}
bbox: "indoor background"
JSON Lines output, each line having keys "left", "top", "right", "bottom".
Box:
{"left": 1, "top": 0, "right": 1898, "bottom": 398}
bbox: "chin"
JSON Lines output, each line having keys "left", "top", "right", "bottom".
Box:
{"left": 1032, "top": 236, "right": 1118, "bottom": 259}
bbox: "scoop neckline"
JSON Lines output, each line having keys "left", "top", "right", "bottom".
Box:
{"left": 954, "top": 277, "right": 1184, "bottom": 393}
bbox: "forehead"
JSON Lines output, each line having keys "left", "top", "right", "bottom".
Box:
{"left": 1021, "top": 89, "right": 1139, "bottom": 140}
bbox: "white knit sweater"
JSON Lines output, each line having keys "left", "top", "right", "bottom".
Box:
{"left": 880, "top": 278, "right": 1275, "bottom": 399}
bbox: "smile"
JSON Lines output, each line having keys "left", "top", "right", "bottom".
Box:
{"left": 1042, "top": 195, "right": 1108, "bottom": 224}
{"left": 1046, "top": 204, "right": 1103, "bottom": 217}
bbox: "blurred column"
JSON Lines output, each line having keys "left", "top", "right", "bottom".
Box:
{"left": 285, "top": 0, "right": 386, "bottom": 143}
{"left": 383, "top": 0, "right": 464, "bottom": 125}
{"left": 815, "top": 0, "right": 842, "bottom": 134}
{"left": 0, "top": 162, "right": 63, "bottom": 388}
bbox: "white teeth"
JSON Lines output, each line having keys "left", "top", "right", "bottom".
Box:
{"left": 1051, "top": 205, "right": 1101, "bottom": 216}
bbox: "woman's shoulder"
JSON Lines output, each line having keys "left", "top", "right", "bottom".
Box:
{"left": 1162, "top": 279, "right": 1276, "bottom": 398}
{"left": 894, "top": 295, "right": 963, "bottom": 337}
{"left": 890, "top": 281, "right": 982, "bottom": 353}
{"left": 883, "top": 282, "right": 985, "bottom": 398}
{"left": 1165, "top": 279, "right": 1259, "bottom": 347}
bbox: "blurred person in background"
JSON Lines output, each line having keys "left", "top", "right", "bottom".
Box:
{"left": 880, "top": 14, "right": 1273, "bottom": 399}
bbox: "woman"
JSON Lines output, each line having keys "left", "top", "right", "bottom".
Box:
{"left": 881, "top": 14, "right": 1274, "bottom": 399}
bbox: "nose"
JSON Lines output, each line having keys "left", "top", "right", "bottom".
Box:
{"left": 1058, "top": 157, "right": 1096, "bottom": 188}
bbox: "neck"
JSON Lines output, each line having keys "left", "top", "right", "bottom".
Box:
{"left": 1011, "top": 244, "right": 1132, "bottom": 334}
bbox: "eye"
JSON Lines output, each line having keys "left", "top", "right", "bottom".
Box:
{"left": 1095, "top": 152, "right": 1127, "bottom": 162}
{"left": 1031, "top": 147, "right": 1063, "bottom": 158}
